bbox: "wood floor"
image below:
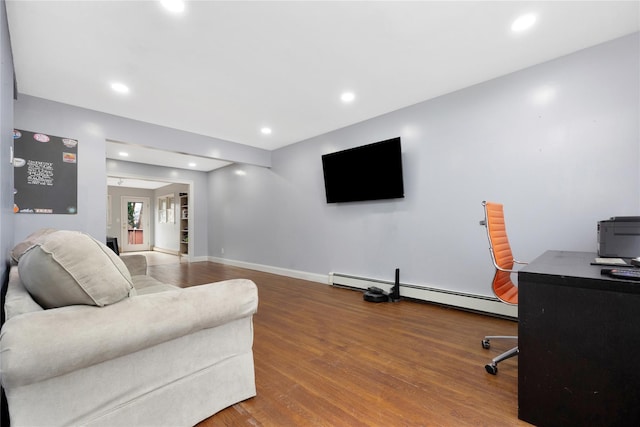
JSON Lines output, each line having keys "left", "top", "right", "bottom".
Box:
{"left": 147, "top": 261, "right": 530, "bottom": 427}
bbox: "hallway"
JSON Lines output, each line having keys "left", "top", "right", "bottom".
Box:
{"left": 121, "top": 251, "right": 185, "bottom": 266}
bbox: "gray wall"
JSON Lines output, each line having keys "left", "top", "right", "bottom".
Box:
{"left": 1, "top": 0, "right": 14, "bottom": 286}
{"left": 13, "top": 97, "right": 113, "bottom": 240}
{"left": 7, "top": 29, "right": 639, "bottom": 299}
{"left": 208, "top": 33, "right": 640, "bottom": 297}
{"left": 11, "top": 96, "right": 231, "bottom": 259}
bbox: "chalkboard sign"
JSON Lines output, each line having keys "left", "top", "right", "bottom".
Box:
{"left": 13, "top": 129, "right": 78, "bottom": 214}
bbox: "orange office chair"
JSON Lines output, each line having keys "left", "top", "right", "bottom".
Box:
{"left": 479, "top": 201, "right": 526, "bottom": 375}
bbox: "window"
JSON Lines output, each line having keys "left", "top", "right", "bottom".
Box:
{"left": 157, "top": 194, "right": 175, "bottom": 224}
{"left": 167, "top": 196, "right": 175, "bottom": 223}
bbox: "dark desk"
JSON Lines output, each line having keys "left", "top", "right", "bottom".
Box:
{"left": 518, "top": 251, "right": 640, "bottom": 427}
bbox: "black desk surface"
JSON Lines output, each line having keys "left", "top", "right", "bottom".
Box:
{"left": 519, "top": 250, "right": 640, "bottom": 295}
{"left": 518, "top": 249, "right": 640, "bottom": 427}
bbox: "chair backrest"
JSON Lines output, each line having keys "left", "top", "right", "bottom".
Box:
{"left": 482, "top": 201, "right": 518, "bottom": 305}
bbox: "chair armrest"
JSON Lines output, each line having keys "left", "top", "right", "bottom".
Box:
{"left": 0, "top": 279, "right": 258, "bottom": 389}
{"left": 495, "top": 259, "right": 528, "bottom": 273}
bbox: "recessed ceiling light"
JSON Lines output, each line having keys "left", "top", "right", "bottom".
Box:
{"left": 161, "top": 0, "right": 185, "bottom": 13}
{"left": 341, "top": 92, "right": 355, "bottom": 103}
{"left": 118, "top": 151, "right": 129, "bottom": 157}
{"left": 235, "top": 170, "right": 247, "bottom": 176}
{"left": 111, "top": 82, "right": 130, "bottom": 94}
{"left": 511, "top": 13, "right": 537, "bottom": 32}
{"left": 188, "top": 162, "right": 197, "bottom": 167}
{"left": 261, "top": 127, "right": 272, "bottom": 135}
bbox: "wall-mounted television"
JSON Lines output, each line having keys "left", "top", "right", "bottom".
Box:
{"left": 321, "top": 137, "right": 404, "bottom": 203}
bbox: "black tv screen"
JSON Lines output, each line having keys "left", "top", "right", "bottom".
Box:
{"left": 321, "top": 137, "right": 404, "bottom": 203}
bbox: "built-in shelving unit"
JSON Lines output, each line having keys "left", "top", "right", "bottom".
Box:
{"left": 179, "top": 193, "right": 188, "bottom": 255}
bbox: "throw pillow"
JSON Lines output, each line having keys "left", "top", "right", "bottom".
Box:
{"left": 10, "top": 228, "right": 58, "bottom": 263}
{"left": 18, "top": 230, "right": 135, "bottom": 309}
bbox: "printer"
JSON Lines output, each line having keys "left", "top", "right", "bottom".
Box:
{"left": 597, "top": 216, "right": 640, "bottom": 258}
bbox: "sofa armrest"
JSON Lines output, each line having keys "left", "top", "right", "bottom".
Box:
{"left": 4, "top": 267, "right": 44, "bottom": 320}
{"left": 120, "top": 254, "right": 147, "bottom": 276}
{"left": 0, "top": 279, "right": 258, "bottom": 389}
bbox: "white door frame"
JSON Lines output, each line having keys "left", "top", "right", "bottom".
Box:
{"left": 121, "top": 196, "right": 150, "bottom": 252}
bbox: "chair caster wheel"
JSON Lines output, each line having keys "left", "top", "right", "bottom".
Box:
{"left": 482, "top": 339, "right": 490, "bottom": 349}
{"left": 485, "top": 364, "right": 498, "bottom": 375}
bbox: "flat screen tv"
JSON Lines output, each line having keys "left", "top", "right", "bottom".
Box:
{"left": 321, "top": 137, "right": 404, "bottom": 203}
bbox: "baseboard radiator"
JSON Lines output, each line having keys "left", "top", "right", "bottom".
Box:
{"left": 329, "top": 273, "right": 518, "bottom": 319}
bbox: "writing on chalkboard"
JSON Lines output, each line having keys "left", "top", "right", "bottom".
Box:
{"left": 13, "top": 129, "right": 78, "bottom": 214}
{"left": 27, "top": 160, "right": 54, "bottom": 186}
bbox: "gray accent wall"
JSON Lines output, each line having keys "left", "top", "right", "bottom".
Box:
{"left": 1, "top": 0, "right": 14, "bottom": 287}
{"left": 208, "top": 33, "right": 640, "bottom": 297}
{"left": 6, "top": 29, "right": 639, "bottom": 299}
{"left": 12, "top": 96, "right": 108, "bottom": 240}
{"left": 11, "top": 94, "right": 264, "bottom": 258}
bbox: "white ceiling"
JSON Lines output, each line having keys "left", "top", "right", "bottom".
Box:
{"left": 6, "top": 0, "right": 640, "bottom": 175}
{"left": 105, "top": 140, "right": 231, "bottom": 171}
{"left": 106, "top": 176, "right": 175, "bottom": 190}
{"left": 104, "top": 139, "right": 231, "bottom": 188}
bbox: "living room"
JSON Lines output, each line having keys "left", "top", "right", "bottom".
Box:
{"left": 1, "top": 2, "right": 637, "bottom": 304}
{"left": 0, "top": 1, "right": 639, "bottom": 425}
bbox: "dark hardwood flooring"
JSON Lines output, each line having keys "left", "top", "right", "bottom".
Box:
{"left": 147, "top": 261, "right": 529, "bottom": 427}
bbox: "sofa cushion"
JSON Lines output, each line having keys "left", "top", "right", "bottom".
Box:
{"left": 0, "top": 278, "right": 258, "bottom": 389}
{"left": 131, "top": 274, "right": 179, "bottom": 295}
{"left": 10, "top": 227, "right": 58, "bottom": 263}
{"left": 4, "top": 267, "right": 44, "bottom": 319}
{"left": 18, "top": 230, "right": 135, "bottom": 309}
{"left": 120, "top": 254, "right": 148, "bottom": 276}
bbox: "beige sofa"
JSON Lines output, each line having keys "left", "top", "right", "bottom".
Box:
{"left": 0, "top": 230, "right": 258, "bottom": 426}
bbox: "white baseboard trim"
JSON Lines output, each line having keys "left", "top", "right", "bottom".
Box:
{"left": 205, "top": 258, "right": 516, "bottom": 319}
{"left": 207, "top": 257, "right": 329, "bottom": 284}
{"left": 329, "top": 273, "right": 518, "bottom": 319}
{"left": 151, "top": 247, "right": 181, "bottom": 256}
